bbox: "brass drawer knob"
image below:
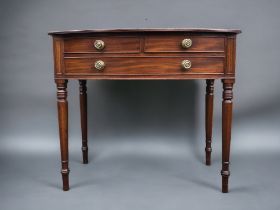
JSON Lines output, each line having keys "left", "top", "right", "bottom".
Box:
{"left": 181, "top": 38, "right": 192, "bottom": 48}
{"left": 94, "top": 60, "right": 105, "bottom": 71}
{"left": 94, "top": 40, "right": 105, "bottom": 50}
{"left": 181, "top": 60, "right": 192, "bottom": 70}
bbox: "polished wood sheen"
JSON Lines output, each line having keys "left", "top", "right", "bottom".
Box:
{"left": 64, "top": 57, "right": 224, "bottom": 75}
{"left": 49, "top": 28, "right": 241, "bottom": 193}
{"left": 145, "top": 35, "right": 225, "bottom": 53}
{"left": 64, "top": 37, "right": 140, "bottom": 53}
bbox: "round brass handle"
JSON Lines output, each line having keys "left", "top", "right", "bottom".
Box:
{"left": 94, "top": 40, "right": 105, "bottom": 50}
{"left": 94, "top": 60, "right": 105, "bottom": 71}
{"left": 181, "top": 60, "right": 192, "bottom": 70}
{"left": 181, "top": 38, "right": 192, "bottom": 49}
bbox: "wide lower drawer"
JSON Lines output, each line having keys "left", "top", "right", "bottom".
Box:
{"left": 64, "top": 36, "right": 140, "bottom": 53}
{"left": 64, "top": 57, "right": 224, "bottom": 75}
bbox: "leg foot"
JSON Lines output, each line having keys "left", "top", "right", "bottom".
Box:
{"left": 221, "top": 167, "right": 230, "bottom": 193}
{"left": 61, "top": 168, "right": 70, "bottom": 191}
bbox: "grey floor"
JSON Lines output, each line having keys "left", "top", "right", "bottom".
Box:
{"left": 0, "top": 137, "right": 279, "bottom": 210}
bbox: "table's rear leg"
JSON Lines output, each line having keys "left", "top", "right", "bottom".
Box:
{"left": 205, "top": 79, "right": 214, "bottom": 165}
{"left": 221, "top": 79, "right": 234, "bottom": 193}
{"left": 56, "top": 79, "right": 70, "bottom": 191}
{"left": 79, "top": 80, "right": 88, "bottom": 164}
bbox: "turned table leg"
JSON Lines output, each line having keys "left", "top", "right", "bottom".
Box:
{"left": 79, "top": 80, "right": 88, "bottom": 164}
{"left": 56, "top": 79, "right": 70, "bottom": 191}
{"left": 205, "top": 79, "right": 214, "bottom": 165}
{"left": 221, "top": 79, "right": 234, "bottom": 193}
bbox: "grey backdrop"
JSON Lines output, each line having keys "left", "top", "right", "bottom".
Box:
{"left": 0, "top": 0, "right": 280, "bottom": 210}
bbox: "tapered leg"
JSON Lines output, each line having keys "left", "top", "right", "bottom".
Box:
{"left": 79, "top": 80, "right": 88, "bottom": 164}
{"left": 56, "top": 79, "right": 70, "bottom": 191}
{"left": 221, "top": 79, "right": 234, "bottom": 193}
{"left": 205, "top": 79, "right": 214, "bottom": 165}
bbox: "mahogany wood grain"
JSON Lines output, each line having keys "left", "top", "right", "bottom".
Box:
{"left": 52, "top": 37, "right": 64, "bottom": 76}
{"left": 225, "top": 36, "right": 236, "bottom": 75}
{"left": 145, "top": 35, "right": 225, "bottom": 53}
{"left": 50, "top": 28, "right": 240, "bottom": 192}
{"left": 205, "top": 79, "right": 214, "bottom": 165}
{"left": 64, "top": 57, "right": 224, "bottom": 75}
{"left": 79, "top": 80, "right": 88, "bottom": 164}
{"left": 56, "top": 79, "right": 70, "bottom": 191}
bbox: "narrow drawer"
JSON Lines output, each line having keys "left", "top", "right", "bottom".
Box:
{"left": 64, "top": 37, "right": 140, "bottom": 53}
{"left": 64, "top": 57, "right": 224, "bottom": 75}
{"left": 144, "top": 35, "right": 225, "bottom": 53}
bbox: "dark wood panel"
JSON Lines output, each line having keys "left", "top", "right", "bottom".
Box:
{"left": 53, "top": 37, "right": 64, "bottom": 75}
{"left": 145, "top": 35, "right": 225, "bottom": 53}
{"left": 64, "top": 37, "right": 140, "bottom": 53}
{"left": 225, "top": 36, "right": 236, "bottom": 74}
{"left": 64, "top": 57, "right": 224, "bottom": 75}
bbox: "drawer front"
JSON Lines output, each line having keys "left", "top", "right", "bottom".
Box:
{"left": 144, "top": 35, "right": 225, "bottom": 53}
{"left": 64, "top": 37, "right": 140, "bottom": 53}
{"left": 64, "top": 57, "right": 224, "bottom": 75}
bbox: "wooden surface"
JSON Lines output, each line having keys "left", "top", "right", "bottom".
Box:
{"left": 54, "top": 32, "right": 230, "bottom": 80}
{"left": 64, "top": 57, "right": 224, "bottom": 75}
{"left": 64, "top": 37, "right": 141, "bottom": 53}
{"left": 50, "top": 28, "right": 240, "bottom": 192}
{"left": 145, "top": 35, "right": 224, "bottom": 53}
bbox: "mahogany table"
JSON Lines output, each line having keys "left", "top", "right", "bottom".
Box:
{"left": 49, "top": 28, "right": 241, "bottom": 192}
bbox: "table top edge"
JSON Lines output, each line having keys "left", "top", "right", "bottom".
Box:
{"left": 48, "top": 28, "right": 242, "bottom": 35}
